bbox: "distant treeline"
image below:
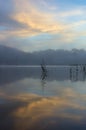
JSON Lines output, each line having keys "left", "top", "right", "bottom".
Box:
{"left": 0, "top": 45, "right": 86, "bottom": 65}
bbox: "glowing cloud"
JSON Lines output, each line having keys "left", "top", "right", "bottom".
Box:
{"left": 0, "top": 0, "right": 86, "bottom": 51}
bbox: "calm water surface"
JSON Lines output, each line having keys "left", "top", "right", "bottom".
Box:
{"left": 0, "top": 66, "right": 86, "bottom": 130}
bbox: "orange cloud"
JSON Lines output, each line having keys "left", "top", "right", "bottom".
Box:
{"left": 10, "top": 0, "right": 69, "bottom": 37}
{"left": 0, "top": 0, "right": 86, "bottom": 51}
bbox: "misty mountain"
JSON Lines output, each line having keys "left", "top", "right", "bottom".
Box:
{"left": 0, "top": 45, "right": 31, "bottom": 65}
{"left": 0, "top": 45, "right": 86, "bottom": 65}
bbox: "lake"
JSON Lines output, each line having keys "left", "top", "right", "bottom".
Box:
{"left": 0, "top": 66, "right": 86, "bottom": 130}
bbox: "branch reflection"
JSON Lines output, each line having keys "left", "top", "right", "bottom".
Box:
{"left": 69, "top": 65, "right": 86, "bottom": 81}
{"left": 41, "top": 64, "right": 47, "bottom": 96}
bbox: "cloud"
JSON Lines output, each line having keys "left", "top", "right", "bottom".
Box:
{"left": 0, "top": 12, "right": 27, "bottom": 30}
{"left": 0, "top": 0, "right": 86, "bottom": 51}
{"left": 6, "top": 0, "right": 86, "bottom": 37}
{"left": 58, "top": 9, "right": 83, "bottom": 17}
{"left": 13, "top": 2, "right": 67, "bottom": 36}
{"left": 0, "top": 0, "right": 27, "bottom": 30}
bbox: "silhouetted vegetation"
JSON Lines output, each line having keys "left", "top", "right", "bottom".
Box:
{"left": 1, "top": 45, "right": 86, "bottom": 65}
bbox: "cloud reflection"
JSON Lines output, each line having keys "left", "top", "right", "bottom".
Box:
{"left": 0, "top": 91, "right": 86, "bottom": 130}
{"left": 0, "top": 67, "right": 86, "bottom": 129}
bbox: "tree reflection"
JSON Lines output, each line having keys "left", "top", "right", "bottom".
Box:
{"left": 69, "top": 65, "right": 86, "bottom": 81}
{"left": 41, "top": 64, "right": 47, "bottom": 96}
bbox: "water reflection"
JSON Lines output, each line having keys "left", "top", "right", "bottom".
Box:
{"left": 1, "top": 66, "right": 86, "bottom": 86}
{"left": 69, "top": 65, "right": 86, "bottom": 81}
{"left": 0, "top": 66, "right": 86, "bottom": 130}
{"left": 41, "top": 65, "right": 47, "bottom": 96}
{"left": 0, "top": 93, "right": 86, "bottom": 130}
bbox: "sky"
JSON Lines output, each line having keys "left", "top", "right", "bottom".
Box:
{"left": 0, "top": 0, "right": 86, "bottom": 52}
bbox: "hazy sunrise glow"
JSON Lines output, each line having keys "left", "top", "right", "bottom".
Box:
{"left": 0, "top": 0, "right": 86, "bottom": 52}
